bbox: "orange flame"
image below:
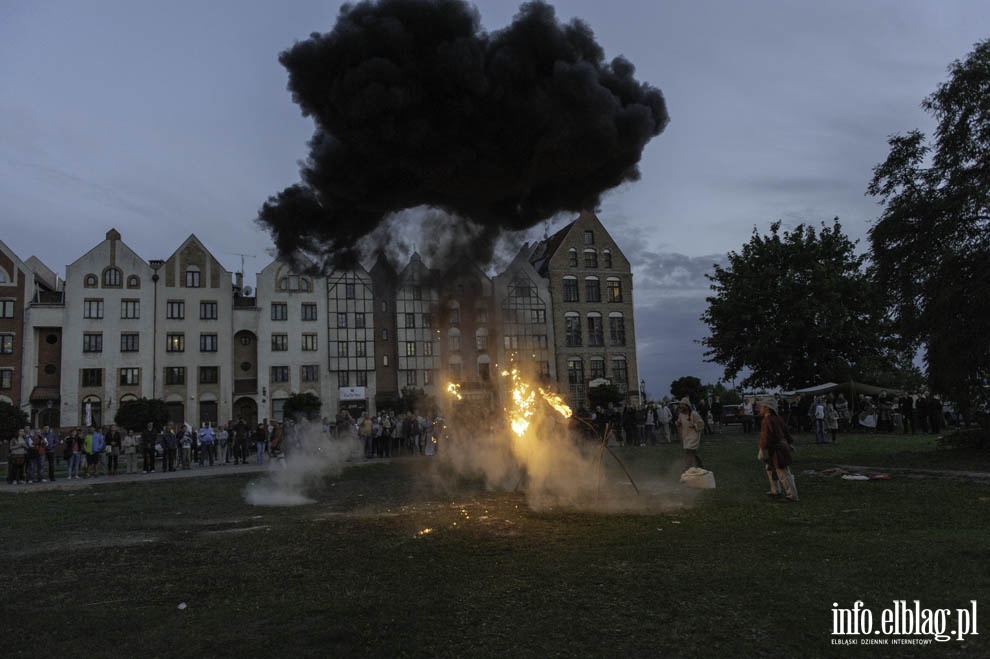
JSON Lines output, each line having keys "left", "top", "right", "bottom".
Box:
{"left": 502, "top": 368, "right": 570, "bottom": 437}
{"left": 446, "top": 382, "right": 462, "bottom": 400}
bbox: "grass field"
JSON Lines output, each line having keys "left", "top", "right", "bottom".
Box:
{"left": 1, "top": 428, "right": 987, "bottom": 658}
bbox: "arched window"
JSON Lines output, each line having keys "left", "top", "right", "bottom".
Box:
{"left": 0, "top": 268, "right": 10, "bottom": 284}
{"left": 564, "top": 312, "right": 582, "bottom": 347}
{"left": 584, "top": 276, "right": 601, "bottom": 302}
{"left": 84, "top": 274, "right": 98, "bottom": 288}
{"left": 603, "top": 249, "right": 613, "bottom": 269}
{"left": 583, "top": 249, "right": 598, "bottom": 268}
{"left": 609, "top": 312, "right": 626, "bottom": 345}
{"left": 568, "top": 248, "right": 578, "bottom": 267}
{"left": 102, "top": 267, "right": 122, "bottom": 288}
{"left": 562, "top": 276, "right": 579, "bottom": 302}
{"left": 586, "top": 312, "right": 604, "bottom": 346}
{"left": 126, "top": 275, "right": 141, "bottom": 289}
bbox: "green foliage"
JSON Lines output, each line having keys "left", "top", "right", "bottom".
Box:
{"left": 0, "top": 400, "right": 29, "bottom": 441}
{"left": 587, "top": 383, "right": 624, "bottom": 409}
{"left": 114, "top": 398, "right": 169, "bottom": 432}
{"left": 701, "top": 219, "right": 898, "bottom": 390}
{"left": 669, "top": 376, "right": 704, "bottom": 403}
{"left": 868, "top": 39, "right": 990, "bottom": 410}
{"left": 282, "top": 392, "right": 322, "bottom": 421}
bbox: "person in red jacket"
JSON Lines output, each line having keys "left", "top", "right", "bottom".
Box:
{"left": 758, "top": 398, "right": 799, "bottom": 502}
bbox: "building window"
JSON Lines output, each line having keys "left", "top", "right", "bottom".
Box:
{"left": 0, "top": 300, "right": 14, "bottom": 318}
{"left": 475, "top": 331, "right": 489, "bottom": 352}
{"left": 271, "top": 334, "right": 288, "bottom": 351}
{"left": 271, "top": 303, "right": 288, "bottom": 321}
{"left": 405, "top": 341, "right": 417, "bottom": 356}
{"left": 564, "top": 313, "right": 582, "bottom": 347}
{"left": 476, "top": 307, "right": 489, "bottom": 323}
{"left": 423, "top": 341, "right": 433, "bottom": 356}
{"left": 120, "top": 333, "right": 139, "bottom": 352}
{"left": 302, "top": 334, "right": 318, "bottom": 351}
{"left": 83, "top": 275, "right": 98, "bottom": 288}
{"left": 568, "top": 249, "right": 578, "bottom": 267}
{"left": 166, "top": 300, "right": 185, "bottom": 319}
{"left": 355, "top": 312, "right": 366, "bottom": 328}
{"left": 271, "top": 366, "right": 289, "bottom": 383}
{"left": 200, "top": 333, "right": 219, "bottom": 352}
{"left": 603, "top": 249, "right": 613, "bottom": 269}
{"left": 119, "top": 368, "right": 140, "bottom": 386}
{"left": 185, "top": 268, "right": 201, "bottom": 288}
{"left": 585, "top": 277, "right": 601, "bottom": 302}
{"left": 381, "top": 328, "right": 388, "bottom": 341}
{"left": 83, "top": 299, "right": 104, "bottom": 319}
{"left": 355, "top": 371, "right": 368, "bottom": 387}
{"left": 127, "top": 275, "right": 140, "bottom": 289}
{"left": 83, "top": 333, "right": 103, "bottom": 353}
{"left": 381, "top": 300, "right": 388, "bottom": 313}
{"left": 587, "top": 314, "right": 604, "bottom": 346}
{"left": 607, "top": 278, "right": 623, "bottom": 303}
{"left": 405, "top": 313, "right": 416, "bottom": 329}
{"left": 302, "top": 365, "right": 319, "bottom": 382}
{"left": 567, "top": 358, "right": 584, "bottom": 386}
{"left": 166, "top": 333, "right": 185, "bottom": 352}
{"left": 562, "top": 277, "right": 579, "bottom": 302}
{"left": 200, "top": 301, "right": 218, "bottom": 320}
{"left": 199, "top": 366, "right": 218, "bottom": 384}
{"left": 611, "top": 357, "right": 628, "bottom": 390}
{"left": 0, "top": 334, "right": 13, "bottom": 354}
{"left": 345, "top": 282, "right": 356, "bottom": 299}
{"left": 590, "top": 357, "right": 606, "bottom": 380}
{"left": 583, "top": 230, "right": 594, "bottom": 245}
{"left": 609, "top": 313, "right": 626, "bottom": 346}
{"left": 301, "top": 303, "right": 318, "bottom": 321}
{"left": 355, "top": 342, "right": 367, "bottom": 357}
{"left": 103, "top": 267, "right": 122, "bottom": 288}
{"left": 165, "top": 367, "right": 185, "bottom": 385}
{"left": 239, "top": 335, "right": 252, "bottom": 346}
{"left": 339, "top": 371, "right": 351, "bottom": 387}
{"left": 337, "top": 312, "right": 348, "bottom": 329}
{"left": 121, "top": 299, "right": 140, "bottom": 319}
{"left": 449, "top": 306, "right": 460, "bottom": 324}
{"left": 383, "top": 355, "right": 389, "bottom": 367}
{"left": 81, "top": 368, "right": 103, "bottom": 387}
{"left": 448, "top": 334, "right": 460, "bottom": 352}
{"left": 422, "top": 370, "right": 432, "bottom": 385}
{"left": 412, "top": 286, "right": 422, "bottom": 300}
{"left": 337, "top": 342, "right": 348, "bottom": 357}
{"left": 422, "top": 313, "right": 432, "bottom": 328}
{"left": 406, "top": 370, "right": 417, "bottom": 386}
{"left": 530, "top": 309, "right": 546, "bottom": 324}
{"left": 0, "top": 368, "right": 12, "bottom": 389}
{"left": 583, "top": 249, "right": 598, "bottom": 268}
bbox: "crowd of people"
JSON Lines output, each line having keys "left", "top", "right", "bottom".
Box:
{"left": 4, "top": 419, "right": 293, "bottom": 485}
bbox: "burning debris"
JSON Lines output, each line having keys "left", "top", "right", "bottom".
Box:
{"left": 257, "top": 0, "right": 669, "bottom": 270}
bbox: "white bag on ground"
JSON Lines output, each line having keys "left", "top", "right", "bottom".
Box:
{"left": 680, "top": 467, "right": 716, "bottom": 489}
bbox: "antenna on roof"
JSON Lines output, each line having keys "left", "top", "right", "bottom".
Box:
{"left": 225, "top": 251, "right": 256, "bottom": 275}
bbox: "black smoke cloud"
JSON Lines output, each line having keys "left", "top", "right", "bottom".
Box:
{"left": 257, "top": 0, "right": 669, "bottom": 270}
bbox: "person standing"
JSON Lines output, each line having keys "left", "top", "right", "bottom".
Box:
{"left": 825, "top": 402, "right": 840, "bottom": 444}
{"left": 105, "top": 424, "right": 122, "bottom": 476}
{"left": 218, "top": 423, "right": 230, "bottom": 463}
{"left": 254, "top": 423, "right": 267, "bottom": 464}
{"left": 140, "top": 422, "right": 157, "bottom": 473}
{"left": 178, "top": 425, "right": 193, "bottom": 470}
{"left": 811, "top": 397, "right": 827, "bottom": 444}
{"left": 65, "top": 429, "right": 83, "bottom": 480}
{"left": 675, "top": 398, "right": 705, "bottom": 473}
{"left": 197, "top": 423, "right": 215, "bottom": 467}
{"left": 758, "top": 399, "right": 799, "bottom": 502}
{"left": 121, "top": 430, "right": 138, "bottom": 474}
{"left": 656, "top": 400, "right": 672, "bottom": 443}
{"left": 643, "top": 403, "right": 658, "bottom": 446}
{"left": 8, "top": 429, "right": 29, "bottom": 484}
{"left": 159, "top": 424, "right": 176, "bottom": 472}
{"left": 42, "top": 426, "right": 59, "bottom": 482}
{"left": 233, "top": 419, "right": 248, "bottom": 465}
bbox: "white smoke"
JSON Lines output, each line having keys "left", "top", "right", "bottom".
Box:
{"left": 244, "top": 420, "right": 363, "bottom": 507}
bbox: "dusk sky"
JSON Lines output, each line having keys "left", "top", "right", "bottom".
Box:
{"left": 2, "top": 0, "right": 988, "bottom": 399}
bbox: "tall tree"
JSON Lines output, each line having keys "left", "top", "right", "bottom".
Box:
{"left": 868, "top": 40, "right": 990, "bottom": 409}
{"left": 115, "top": 398, "right": 169, "bottom": 432}
{"left": 701, "top": 220, "right": 896, "bottom": 390}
